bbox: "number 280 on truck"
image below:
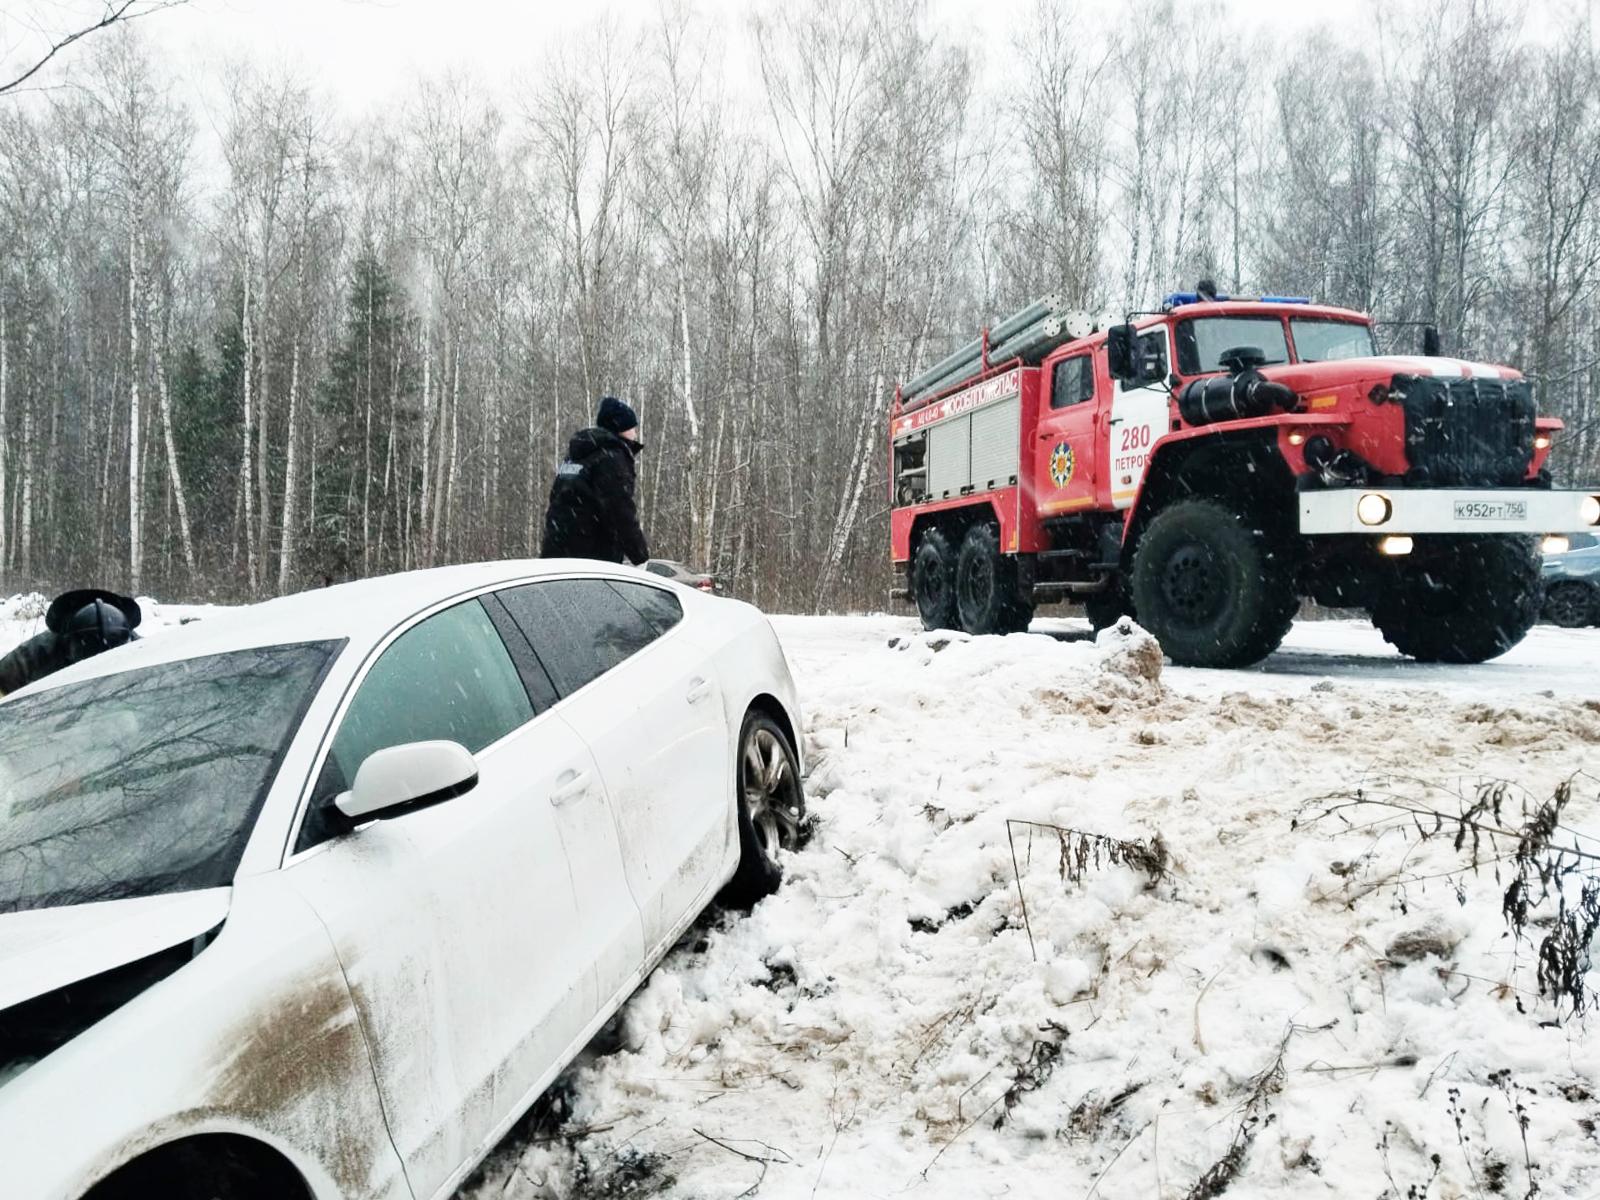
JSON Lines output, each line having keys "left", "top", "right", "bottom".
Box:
{"left": 889, "top": 288, "right": 1600, "bottom": 667}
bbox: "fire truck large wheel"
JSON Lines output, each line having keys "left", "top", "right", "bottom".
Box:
{"left": 955, "top": 523, "right": 1033, "bottom": 635}
{"left": 1370, "top": 535, "right": 1542, "bottom": 663}
{"left": 912, "top": 527, "right": 960, "bottom": 630}
{"left": 1130, "top": 499, "right": 1297, "bottom": 668}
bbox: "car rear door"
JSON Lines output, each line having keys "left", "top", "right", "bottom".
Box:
{"left": 282, "top": 596, "right": 637, "bottom": 1200}
{"left": 495, "top": 576, "right": 733, "bottom": 969}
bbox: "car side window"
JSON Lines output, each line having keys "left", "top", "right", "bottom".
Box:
{"left": 609, "top": 580, "right": 684, "bottom": 637}
{"left": 296, "top": 599, "right": 534, "bottom": 850}
{"left": 645, "top": 562, "right": 673, "bottom": 578}
{"left": 496, "top": 578, "right": 664, "bottom": 698}
{"left": 1051, "top": 355, "right": 1095, "bottom": 410}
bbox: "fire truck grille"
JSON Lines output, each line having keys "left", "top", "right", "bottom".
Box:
{"left": 1394, "top": 373, "right": 1535, "bottom": 487}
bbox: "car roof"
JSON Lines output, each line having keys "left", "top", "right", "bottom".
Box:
{"left": 9, "top": 559, "right": 651, "bottom": 696}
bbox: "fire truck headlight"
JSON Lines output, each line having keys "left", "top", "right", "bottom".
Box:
{"left": 1582, "top": 495, "right": 1600, "bottom": 526}
{"left": 1534, "top": 433, "right": 1553, "bottom": 451}
{"left": 1357, "top": 493, "right": 1393, "bottom": 527}
{"left": 1379, "top": 536, "right": 1414, "bottom": 556}
{"left": 1303, "top": 435, "right": 1336, "bottom": 470}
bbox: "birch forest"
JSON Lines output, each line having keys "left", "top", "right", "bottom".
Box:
{"left": 2, "top": 0, "right": 1599, "bottom": 610}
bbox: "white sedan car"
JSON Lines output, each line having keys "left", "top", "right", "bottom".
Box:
{"left": 0, "top": 560, "right": 806, "bottom": 1200}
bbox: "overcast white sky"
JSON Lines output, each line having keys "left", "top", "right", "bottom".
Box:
{"left": 3, "top": 0, "right": 1589, "bottom": 134}
{"left": 2, "top": 0, "right": 1380, "bottom": 114}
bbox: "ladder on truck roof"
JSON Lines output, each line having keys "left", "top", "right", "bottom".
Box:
{"left": 898, "top": 297, "right": 1097, "bottom": 410}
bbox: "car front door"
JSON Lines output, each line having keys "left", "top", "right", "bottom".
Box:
{"left": 282, "top": 597, "right": 635, "bottom": 1200}
{"left": 1107, "top": 327, "right": 1173, "bottom": 509}
{"left": 1034, "top": 351, "right": 1099, "bottom": 518}
{"left": 496, "top": 577, "right": 731, "bottom": 971}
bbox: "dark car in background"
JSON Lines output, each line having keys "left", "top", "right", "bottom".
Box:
{"left": 645, "top": 559, "right": 723, "bottom": 595}
{"left": 1542, "top": 532, "right": 1600, "bottom": 627}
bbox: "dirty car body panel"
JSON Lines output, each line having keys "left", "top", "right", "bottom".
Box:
{"left": 0, "top": 560, "right": 802, "bottom": 1200}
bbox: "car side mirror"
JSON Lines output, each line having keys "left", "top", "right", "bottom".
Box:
{"left": 335, "top": 740, "right": 479, "bottom": 823}
{"left": 1105, "top": 324, "right": 1137, "bottom": 382}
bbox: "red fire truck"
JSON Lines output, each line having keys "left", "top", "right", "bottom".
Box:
{"left": 889, "top": 288, "right": 1600, "bottom": 667}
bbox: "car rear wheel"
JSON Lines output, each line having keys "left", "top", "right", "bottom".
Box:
{"left": 720, "top": 712, "right": 806, "bottom": 908}
{"left": 1544, "top": 580, "right": 1596, "bottom": 629}
{"left": 84, "top": 1137, "right": 309, "bottom": 1200}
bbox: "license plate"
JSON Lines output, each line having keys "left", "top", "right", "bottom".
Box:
{"left": 1453, "top": 499, "right": 1527, "bottom": 522}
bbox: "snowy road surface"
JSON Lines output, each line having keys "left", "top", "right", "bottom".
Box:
{"left": 3, "top": 597, "right": 1597, "bottom": 1197}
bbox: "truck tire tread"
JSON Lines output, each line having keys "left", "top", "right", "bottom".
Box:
{"left": 913, "top": 527, "right": 960, "bottom": 631}
{"left": 1371, "top": 535, "right": 1541, "bottom": 663}
{"left": 1130, "top": 497, "right": 1297, "bottom": 668}
{"left": 956, "top": 523, "right": 1033, "bottom": 635}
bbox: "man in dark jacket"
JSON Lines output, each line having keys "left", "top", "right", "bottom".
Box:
{"left": 0, "top": 589, "right": 142, "bottom": 698}
{"left": 541, "top": 395, "right": 650, "bottom": 565}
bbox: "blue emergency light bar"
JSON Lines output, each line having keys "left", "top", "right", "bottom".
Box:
{"left": 1162, "top": 291, "right": 1312, "bottom": 308}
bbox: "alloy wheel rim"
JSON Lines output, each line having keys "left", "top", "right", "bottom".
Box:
{"left": 743, "top": 728, "right": 800, "bottom": 855}
{"left": 1548, "top": 585, "right": 1591, "bottom": 626}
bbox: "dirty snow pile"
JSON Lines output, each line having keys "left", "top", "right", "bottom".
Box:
{"left": 470, "top": 616, "right": 1600, "bottom": 1200}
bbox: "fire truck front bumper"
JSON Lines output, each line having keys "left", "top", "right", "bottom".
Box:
{"left": 1299, "top": 488, "right": 1600, "bottom": 536}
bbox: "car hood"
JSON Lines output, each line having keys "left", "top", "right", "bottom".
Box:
{"left": 0, "top": 888, "right": 230, "bottom": 1012}
{"left": 1544, "top": 547, "right": 1600, "bottom": 573}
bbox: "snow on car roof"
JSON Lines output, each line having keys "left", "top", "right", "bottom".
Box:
{"left": 10, "top": 558, "right": 646, "bottom": 696}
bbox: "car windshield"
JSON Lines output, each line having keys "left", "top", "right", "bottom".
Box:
{"left": 0, "top": 641, "right": 338, "bottom": 914}
{"left": 1176, "top": 317, "right": 1290, "bottom": 373}
{"left": 1291, "top": 318, "right": 1377, "bottom": 362}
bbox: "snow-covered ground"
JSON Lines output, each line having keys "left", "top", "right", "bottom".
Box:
{"left": 4, "top": 595, "right": 1597, "bottom": 1197}
{"left": 470, "top": 614, "right": 1600, "bottom": 1200}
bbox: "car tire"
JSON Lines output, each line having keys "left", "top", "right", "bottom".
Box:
{"left": 955, "top": 523, "right": 1033, "bottom": 635}
{"left": 1543, "top": 580, "right": 1596, "bottom": 629}
{"left": 1370, "top": 535, "right": 1542, "bottom": 663}
{"left": 719, "top": 711, "right": 806, "bottom": 909}
{"left": 912, "top": 527, "right": 959, "bottom": 631}
{"left": 1130, "top": 498, "right": 1298, "bottom": 668}
{"left": 84, "top": 1140, "right": 306, "bottom": 1200}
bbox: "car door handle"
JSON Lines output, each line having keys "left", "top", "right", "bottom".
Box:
{"left": 551, "top": 769, "right": 592, "bottom": 806}
{"left": 686, "top": 676, "right": 712, "bottom": 705}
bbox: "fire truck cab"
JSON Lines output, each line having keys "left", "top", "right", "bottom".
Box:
{"left": 890, "top": 291, "right": 1600, "bottom": 667}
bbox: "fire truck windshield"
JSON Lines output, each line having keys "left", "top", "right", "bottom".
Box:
{"left": 1176, "top": 316, "right": 1289, "bottom": 373}
{"left": 1289, "top": 318, "right": 1377, "bottom": 363}
{"left": 1176, "top": 315, "right": 1377, "bottom": 373}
